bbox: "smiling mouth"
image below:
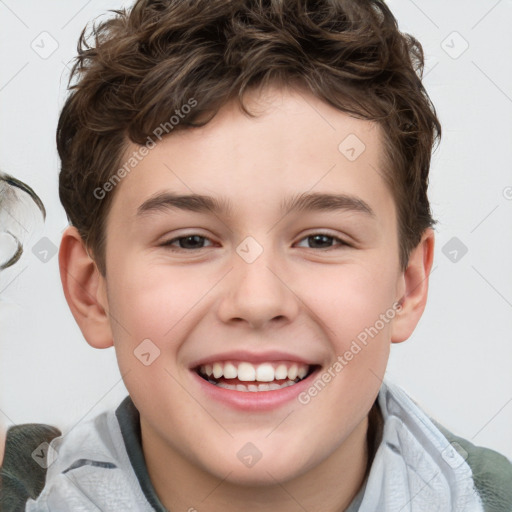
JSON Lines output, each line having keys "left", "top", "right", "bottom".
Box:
{"left": 195, "top": 361, "right": 317, "bottom": 392}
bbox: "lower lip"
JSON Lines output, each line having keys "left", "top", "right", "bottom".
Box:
{"left": 191, "top": 369, "right": 320, "bottom": 411}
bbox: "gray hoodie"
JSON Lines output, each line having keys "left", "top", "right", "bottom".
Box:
{"left": 2, "top": 381, "right": 510, "bottom": 511}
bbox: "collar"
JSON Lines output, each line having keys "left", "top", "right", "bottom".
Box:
{"left": 354, "top": 381, "right": 484, "bottom": 511}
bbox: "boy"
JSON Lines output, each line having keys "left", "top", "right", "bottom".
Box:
{"left": 2, "top": 0, "right": 511, "bottom": 510}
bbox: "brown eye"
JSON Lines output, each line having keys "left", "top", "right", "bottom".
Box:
{"left": 296, "top": 233, "right": 348, "bottom": 250}
{"left": 161, "top": 235, "right": 213, "bottom": 250}
{"left": 307, "top": 234, "right": 334, "bottom": 249}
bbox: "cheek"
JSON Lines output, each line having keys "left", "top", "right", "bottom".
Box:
{"left": 108, "top": 260, "right": 208, "bottom": 337}
{"left": 295, "top": 260, "right": 397, "bottom": 408}
{"left": 304, "top": 260, "right": 398, "bottom": 344}
{"left": 106, "top": 260, "right": 225, "bottom": 385}
{"left": 104, "top": 264, "right": 196, "bottom": 410}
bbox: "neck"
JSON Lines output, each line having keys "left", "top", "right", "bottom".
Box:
{"left": 142, "top": 413, "right": 373, "bottom": 512}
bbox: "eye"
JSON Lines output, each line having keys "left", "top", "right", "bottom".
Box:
{"left": 160, "top": 232, "right": 349, "bottom": 251}
{"left": 161, "top": 234, "right": 214, "bottom": 250}
{"left": 295, "top": 233, "right": 349, "bottom": 250}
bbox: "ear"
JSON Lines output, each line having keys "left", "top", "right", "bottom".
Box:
{"left": 391, "top": 228, "right": 435, "bottom": 344}
{"left": 59, "top": 226, "right": 113, "bottom": 349}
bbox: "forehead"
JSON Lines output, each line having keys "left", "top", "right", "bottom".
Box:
{"left": 108, "top": 85, "right": 394, "bottom": 227}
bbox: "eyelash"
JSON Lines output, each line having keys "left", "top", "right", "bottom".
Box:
{"left": 160, "top": 233, "right": 350, "bottom": 251}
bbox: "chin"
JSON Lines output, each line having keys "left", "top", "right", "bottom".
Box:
{"left": 198, "top": 442, "right": 317, "bottom": 487}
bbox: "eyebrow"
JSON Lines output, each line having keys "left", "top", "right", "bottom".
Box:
{"left": 280, "top": 192, "right": 374, "bottom": 217}
{"left": 137, "top": 192, "right": 233, "bottom": 217}
{"left": 136, "top": 191, "right": 375, "bottom": 218}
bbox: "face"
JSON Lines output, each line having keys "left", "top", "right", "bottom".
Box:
{"left": 99, "top": 85, "right": 405, "bottom": 485}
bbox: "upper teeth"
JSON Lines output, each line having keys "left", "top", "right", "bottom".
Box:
{"left": 199, "top": 362, "right": 309, "bottom": 382}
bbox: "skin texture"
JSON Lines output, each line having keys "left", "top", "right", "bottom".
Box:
{"left": 60, "top": 85, "right": 434, "bottom": 511}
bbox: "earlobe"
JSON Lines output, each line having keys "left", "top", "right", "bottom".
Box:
{"left": 59, "top": 226, "right": 113, "bottom": 349}
{"left": 391, "top": 228, "right": 435, "bottom": 344}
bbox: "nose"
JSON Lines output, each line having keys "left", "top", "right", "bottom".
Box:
{"left": 216, "top": 244, "right": 300, "bottom": 330}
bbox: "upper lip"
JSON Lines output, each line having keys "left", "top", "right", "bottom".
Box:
{"left": 189, "top": 350, "right": 319, "bottom": 369}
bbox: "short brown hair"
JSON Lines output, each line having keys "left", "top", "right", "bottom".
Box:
{"left": 58, "top": 0, "right": 441, "bottom": 274}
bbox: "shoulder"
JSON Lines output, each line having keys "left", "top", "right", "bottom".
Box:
{"left": 433, "top": 421, "right": 512, "bottom": 512}
{"left": 0, "top": 423, "right": 61, "bottom": 511}
{"left": 379, "top": 381, "right": 512, "bottom": 511}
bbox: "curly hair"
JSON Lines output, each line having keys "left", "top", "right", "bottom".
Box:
{"left": 0, "top": 173, "right": 46, "bottom": 270}
{"left": 57, "top": 0, "right": 441, "bottom": 274}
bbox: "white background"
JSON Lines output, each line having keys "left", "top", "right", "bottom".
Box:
{"left": 0, "top": 0, "right": 511, "bottom": 459}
